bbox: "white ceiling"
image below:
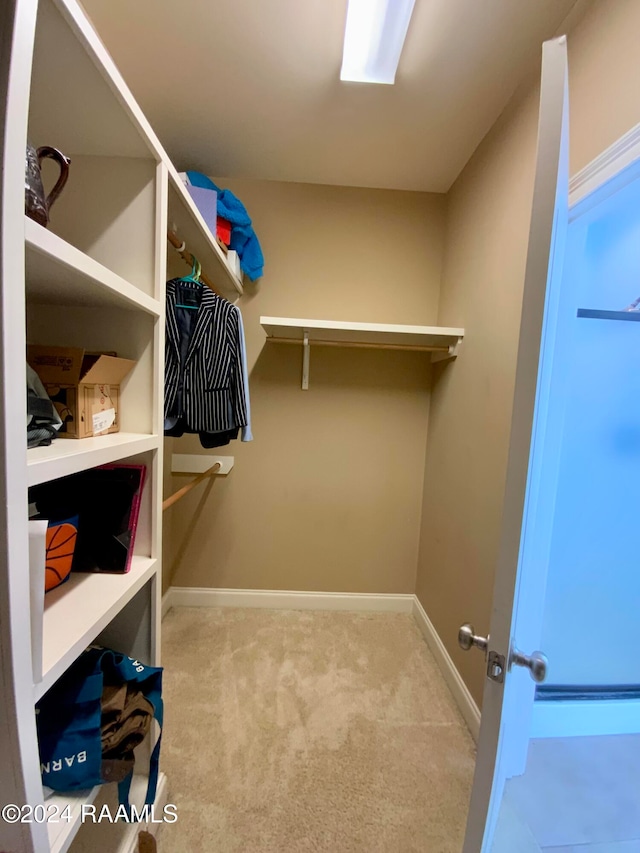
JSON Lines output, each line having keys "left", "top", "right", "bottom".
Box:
{"left": 80, "top": 0, "right": 579, "bottom": 192}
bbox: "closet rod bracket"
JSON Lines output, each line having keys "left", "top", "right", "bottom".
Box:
{"left": 431, "top": 336, "right": 463, "bottom": 363}
{"left": 302, "top": 330, "right": 310, "bottom": 390}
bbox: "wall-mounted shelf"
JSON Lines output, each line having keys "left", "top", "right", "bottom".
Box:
{"left": 577, "top": 308, "right": 640, "bottom": 322}
{"left": 260, "top": 316, "right": 464, "bottom": 389}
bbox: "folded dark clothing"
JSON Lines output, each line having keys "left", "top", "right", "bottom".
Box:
{"left": 164, "top": 415, "right": 238, "bottom": 448}
{"left": 199, "top": 428, "right": 238, "bottom": 448}
{"left": 101, "top": 682, "right": 153, "bottom": 756}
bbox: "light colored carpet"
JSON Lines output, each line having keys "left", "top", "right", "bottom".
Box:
{"left": 158, "top": 607, "right": 476, "bottom": 852}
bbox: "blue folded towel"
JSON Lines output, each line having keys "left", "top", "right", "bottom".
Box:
{"left": 186, "top": 171, "right": 264, "bottom": 281}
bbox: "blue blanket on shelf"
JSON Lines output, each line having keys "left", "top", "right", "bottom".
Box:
{"left": 186, "top": 171, "right": 264, "bottom": 281}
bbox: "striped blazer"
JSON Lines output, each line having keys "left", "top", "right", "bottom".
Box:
{"left": 164, "top": 279, "right": 248, "bottom": 434}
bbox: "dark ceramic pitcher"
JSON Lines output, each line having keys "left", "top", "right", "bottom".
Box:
{"left": 25, "top": 144, "right": 71, "bottom": 228}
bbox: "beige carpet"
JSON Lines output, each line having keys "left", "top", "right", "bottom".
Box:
{"left": 158, "top": 607, "right": 476, "bottom": 853}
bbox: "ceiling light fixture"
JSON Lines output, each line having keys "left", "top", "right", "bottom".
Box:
{"left": 340, "top": 0, "right": 417, "bottom": 85}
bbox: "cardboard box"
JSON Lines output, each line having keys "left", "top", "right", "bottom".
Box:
{"left": 27, "top": 346, "right": 136, "bottom": 439}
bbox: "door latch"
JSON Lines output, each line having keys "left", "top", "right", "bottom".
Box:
{"left": 487, "top": 651, "right": 505, "bottom": 683}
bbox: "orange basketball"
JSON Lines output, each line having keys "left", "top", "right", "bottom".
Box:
{"left": 45, "top": 520, "right": 78, "bottom": 592}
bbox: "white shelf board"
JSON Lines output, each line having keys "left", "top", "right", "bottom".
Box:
{"left": 167, "top": 172, "right": 244, "bottom": 299}
{"left": 25, "top": 218, "right": 161, "bottom": 315}
{"left": 46, "top": 787, "right": 100, "bottom": 853}
{"left": 260, "top": 316, "right": 465, "bottom": 350}
{"left": 35, "top": 556, "right": 158, "bottom": 702}
{"left": 27, "top": 433, "right": 160, "bottom": 487}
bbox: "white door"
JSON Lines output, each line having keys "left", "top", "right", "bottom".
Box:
{"left": 462, "top": 35, "right": 571, "bottom": 853}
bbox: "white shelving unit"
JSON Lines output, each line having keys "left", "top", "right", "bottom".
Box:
{"left": 0, "top": 0, "right": 232, "bottom": 850}
{"left": 261, "top": 316, "right": 465, "bottom": 388}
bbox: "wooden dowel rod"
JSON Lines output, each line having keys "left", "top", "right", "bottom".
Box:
{"left": 266, "top": 337, "right": 449, "bottom": 353}
{"left": 162, "top": 462, "right": 221, "bottom": 512}
{"left": 167, "top": 230, "right": 223, "bottom": 297}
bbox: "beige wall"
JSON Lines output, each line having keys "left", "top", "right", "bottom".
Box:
{"left": 415, "top": 0, "right": 640, "bottom": 708}
{"left": 164, "top": 180, "right": 445, "bottom": 593}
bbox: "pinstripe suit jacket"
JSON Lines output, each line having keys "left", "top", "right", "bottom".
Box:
{"left": 164, "top": 279, "right": 248, "bottom": 434}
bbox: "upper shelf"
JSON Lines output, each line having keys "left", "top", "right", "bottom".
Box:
{"left": 261, "top": 316, "right": 464, "bottom": 389}
{"left": 260, "top": 317, "right": 464, "bottom": 353}
{"left": 167, "top": 174, "right": 243, "bottom": 300}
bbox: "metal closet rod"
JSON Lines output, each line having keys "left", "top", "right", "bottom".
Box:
{"left": 162, "top": 462, "right": 221, "bottom": 512}
{"left": 167, "top": 230, "right": 222, "bottom": 297}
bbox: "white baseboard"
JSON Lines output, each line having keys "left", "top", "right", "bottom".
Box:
{"left": 412, "top": 596, "right": 481, "bottom": 741}
{"left": 161, "top": 589, "right": 173, "bottom": 619}
{"left": 531, "top": 698, "right": 640, "bottom": 738}
{"left": 163, "top": 586, "right": 415, "bottom": 613}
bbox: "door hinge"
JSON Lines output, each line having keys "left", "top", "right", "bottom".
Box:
{"left": 487, "top": 651, "right": 505, "bottom": 684}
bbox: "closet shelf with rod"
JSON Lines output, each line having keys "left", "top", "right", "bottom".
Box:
{"left": 167, "top": 230, "right": 226, "bottom": 298}
{"left": 260, "top": 316, "right": 465, "bottom": 389}
{"left": 167, "top": 172, "right": 244, "bottom": 299}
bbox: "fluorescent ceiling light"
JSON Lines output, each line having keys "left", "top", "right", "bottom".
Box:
{"left": 340, "top": 0, "right": 417, "bottom": 85}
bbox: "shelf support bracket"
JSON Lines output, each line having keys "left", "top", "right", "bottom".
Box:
{"left": 302, "top": 331, "right": 310, "bottom": 390}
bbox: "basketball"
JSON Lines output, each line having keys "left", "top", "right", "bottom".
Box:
{"left": 45, "top": 519, "right": 78, "bottom": 592}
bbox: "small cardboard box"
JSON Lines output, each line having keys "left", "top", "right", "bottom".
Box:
{"left": 27, "top": 346, "right": 136, "bottom": 439}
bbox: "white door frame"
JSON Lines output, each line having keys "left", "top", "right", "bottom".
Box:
{"left": 568, "top": 123, "right": 640, "bottom": 212}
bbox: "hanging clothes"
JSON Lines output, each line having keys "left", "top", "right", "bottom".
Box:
{"left": 164, "top": 278, "right": 252, "bottom": 448}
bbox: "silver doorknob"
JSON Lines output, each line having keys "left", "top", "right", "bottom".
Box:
{"left": 511, "top": 648, "right": 548, "bottom": 683}
{"left": 458, "top": 623, "right": 489, "bottom": 653}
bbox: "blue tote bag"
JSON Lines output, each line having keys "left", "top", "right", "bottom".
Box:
{"left": 36, "top": 646, "right": 163, "bottom": 808}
